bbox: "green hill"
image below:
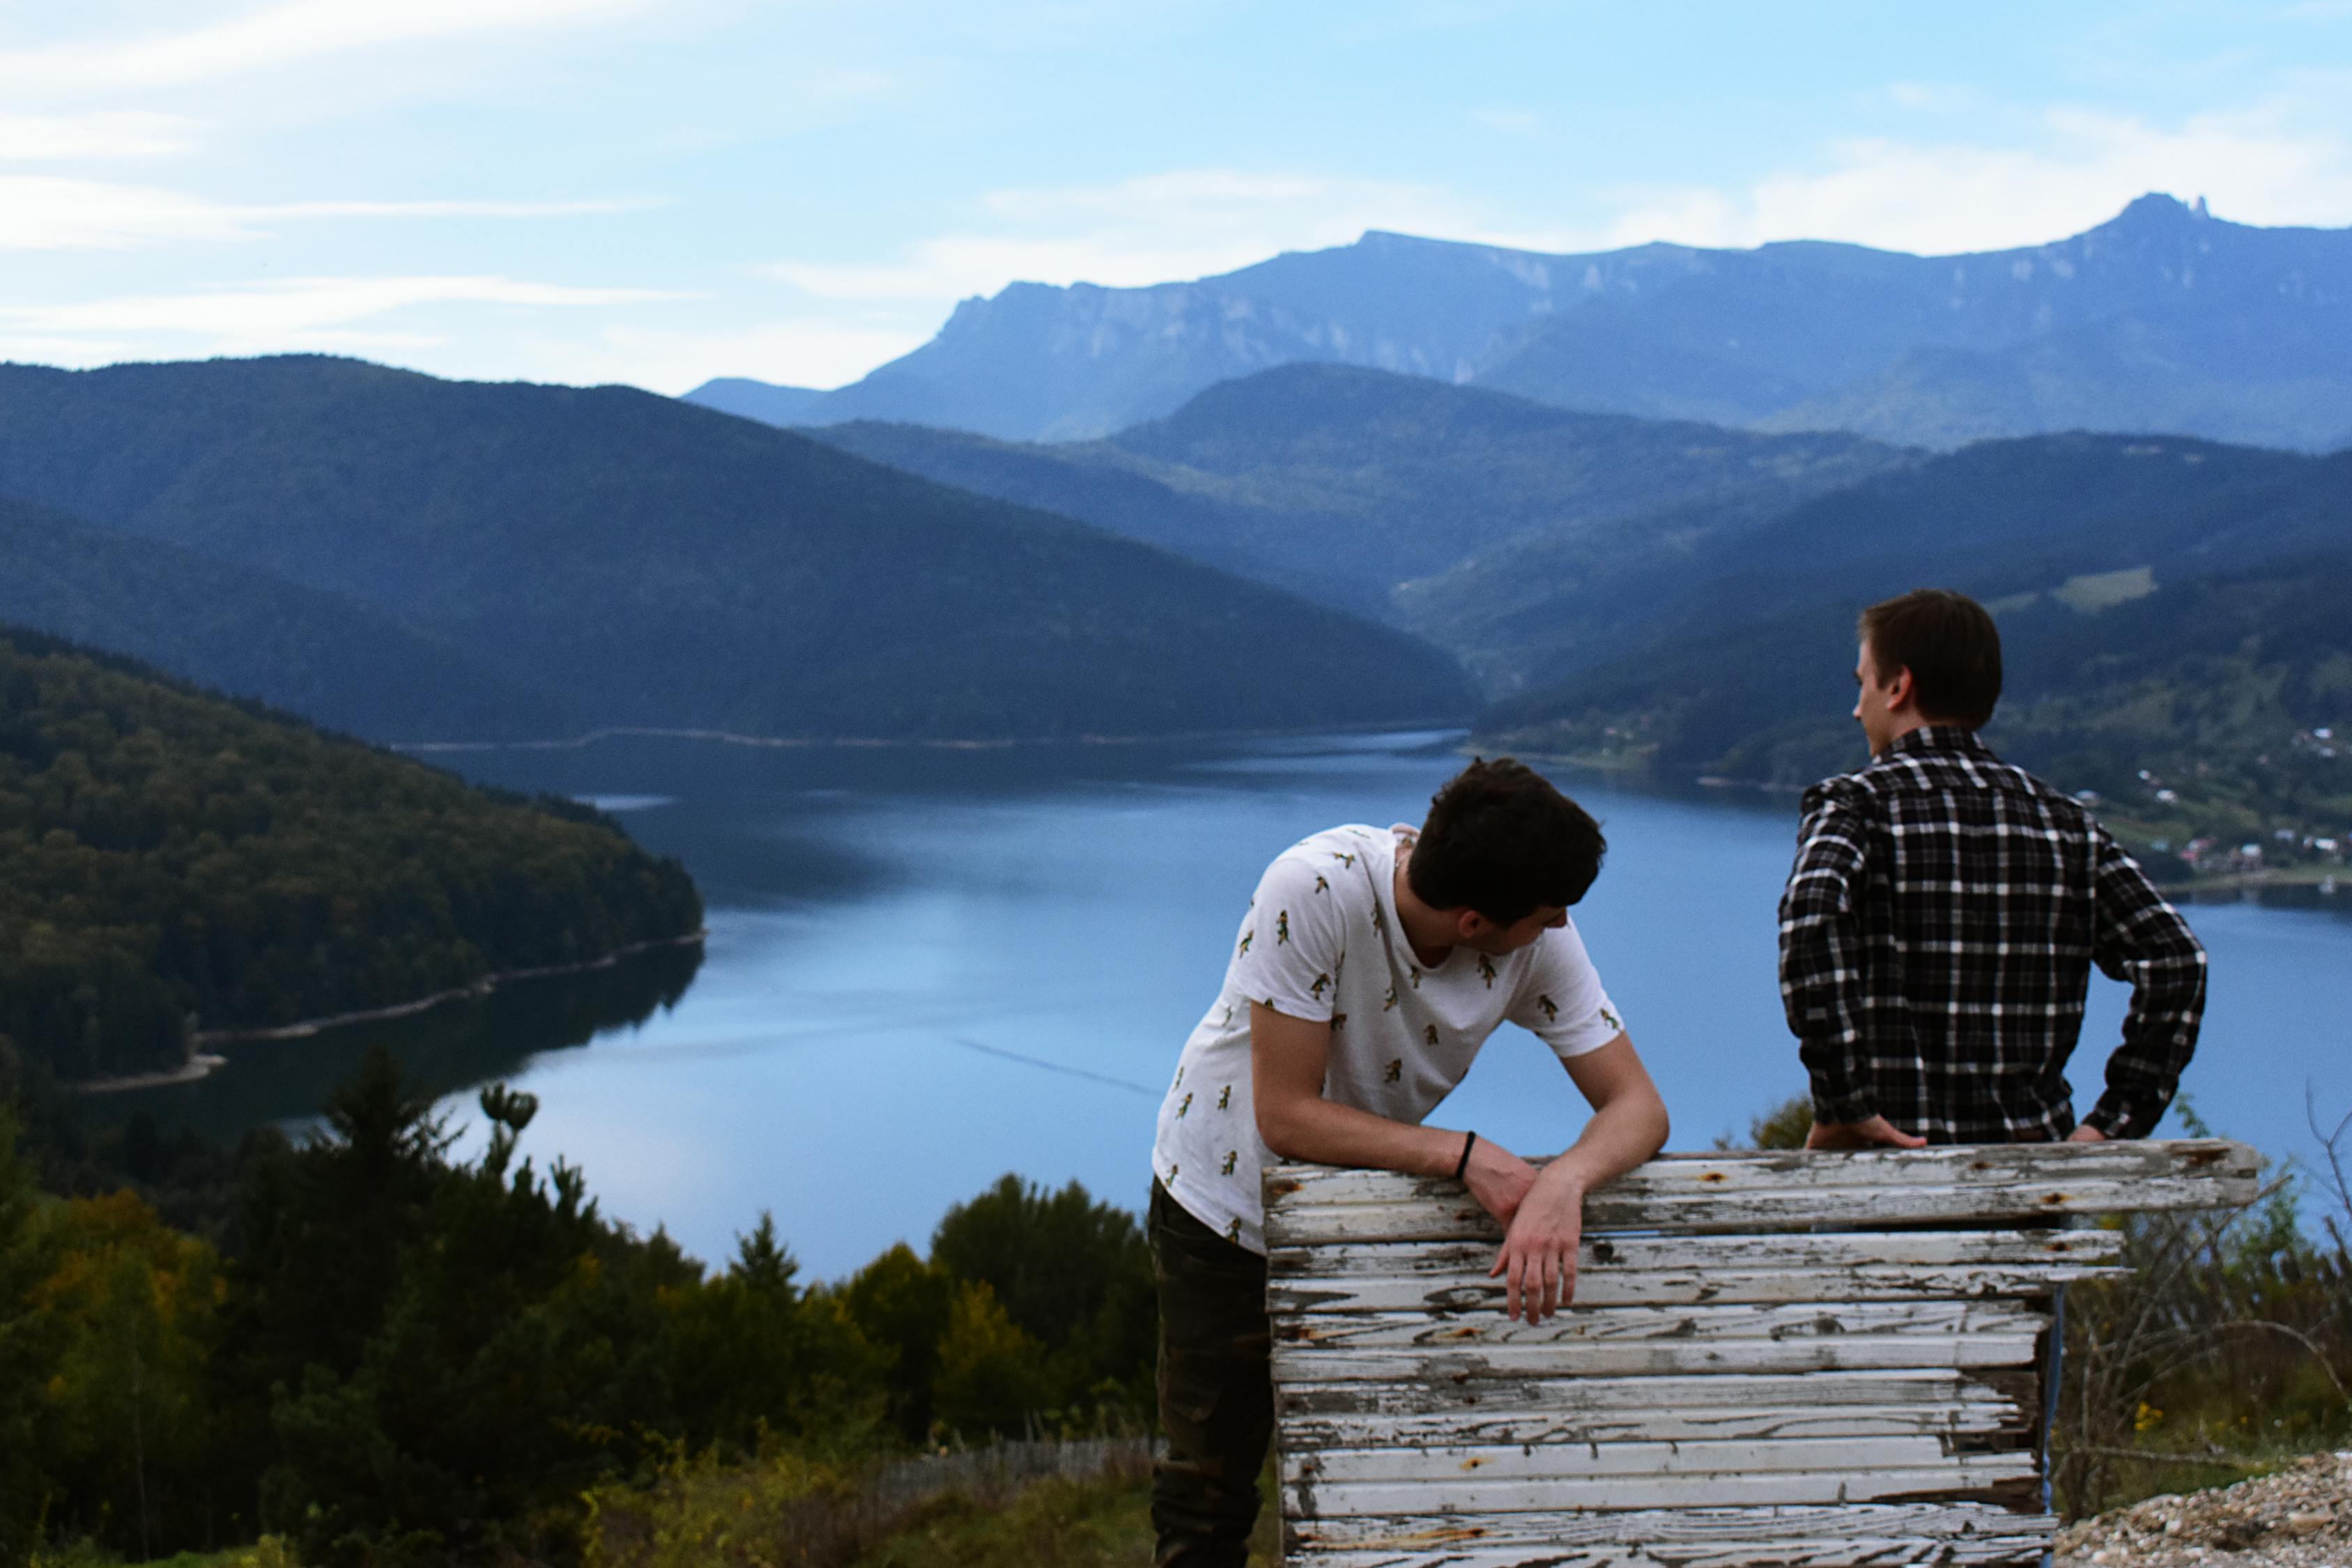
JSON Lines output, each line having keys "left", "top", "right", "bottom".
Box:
{"left": 1440, "top": 434, "right": 2341, "bottom": 699}
{"left": 0, "top": 356, "right": 1470, "bottom": 742}
{"left": 0, "top": 493, "right": 572, "bottom": 741}
{"left": 0, "top": 625, "right": 703, "bottom": 1083}
{"left": 1471, "top": 438, "right": 2352, "bottom": 863}
{"left": 813, "top": 364, "right": 1909, "bottom": 634}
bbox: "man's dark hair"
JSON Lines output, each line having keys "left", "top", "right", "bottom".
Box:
{"left": 1859, "top": 587, "right": 2004, "bottom": 730}
{"left": 1408, "top": 758, "right": 1606, "bottom": 923}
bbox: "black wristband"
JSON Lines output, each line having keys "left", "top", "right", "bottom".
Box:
{"left": 1453, "top": 1130, "right": 1477, "bottom": 1182}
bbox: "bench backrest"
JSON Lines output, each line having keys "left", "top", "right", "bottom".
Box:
{"left": 1263, "top": 1139, "right": 2258, "bottom": 1568}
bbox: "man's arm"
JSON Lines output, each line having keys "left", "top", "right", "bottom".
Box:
{"left": 2082, "top": 827, "right": 2207, "bottom": 1138}
{"left": 1488, "top": 1035, "right": 1668, "bottom": 1322}
{"left": 1251, "top": 1001, "right": 1520, "bottom": 1195}
{"left": 1779, "top": 782, "right": 1923, "bottom": 1150}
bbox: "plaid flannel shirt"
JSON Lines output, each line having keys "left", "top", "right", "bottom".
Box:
{"left": 1778, "top": 726, "right": 2206, "bottom": 1142}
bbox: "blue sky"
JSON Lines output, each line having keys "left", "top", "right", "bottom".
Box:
{"left": 5, "top": 1, "right": 2350, "bottom": 393}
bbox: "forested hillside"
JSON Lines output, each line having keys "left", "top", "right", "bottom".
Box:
{"left": 0, "top": 627, "right": 702, "bottom": 1083}
{"left": 0, "top": 493, "right": 571, "bottom": 741}
{"left": 1473, "top": 440, "right": 2352, "bottom": 863}
{"left": 0, "top": 356, "right": 1471, "bottom": 744}
{"left": 1427, "top": 433, "right": 2340, "bottom": 695}
{"left": 815, "top": 364, "right": 1908, "bottom": 624}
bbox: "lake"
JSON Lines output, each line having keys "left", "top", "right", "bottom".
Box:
{"left": 112, "top": 730, "right": 2352, "bottom": 1279}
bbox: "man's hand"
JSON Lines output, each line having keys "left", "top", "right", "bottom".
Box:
{"left": 2066, "top": 1123, "right": 2107, "bottom": 1144}
{"left": 1490, "top": 1166, "right": 1583, "bottom": 1323}
{"left": 1806, "top": 1114, "right": 1928, "bottom": 1150}
{"left": 1461, "top": 1135, "right": 1537, "bottom": 1229}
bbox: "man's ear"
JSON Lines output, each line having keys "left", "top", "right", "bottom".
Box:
{"left": 1883, "top": 662, "right": 1919, "bottom": 714}
{"left": 1454, "top": 908, "right": 1493, "bottom": 941}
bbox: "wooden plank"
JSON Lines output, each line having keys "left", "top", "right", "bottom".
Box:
{"left": 1268, "top": 1228, "right": 2122, "bottom": 1279}
{"left": 1289, "top": 1502, "right": 2059, "bottom": 1552}
{"left": 1284, "top": 1401, "right": 2023, "bottom": 1451}
{"left": 1277, "top": 1369, "right": 2031, "bottom": 1420}
{"left": 1291, "top": 1539, "right": 2054, "bottom": 1567}
{"left": 1274, "top": 1335, "right": 2041, "bottom": 1381}
{"left": 1266, "top": 1176, "right": 2245, "bottom": 1245}
{"left": 1276, "top": 1300, "right": 2047, "bottom": 1351}
{"left": 1286, "top": 1456, "right": 2040, "bottom": 1516}
{"left": 1268, "top": 1140, "right": 2255, "bottom": 1208}
{"left": 1286, "top": 1436, "right": 1962, "bottom": 1485}
{"left": 1269, "top": 1261, "right": 2119, "bottom": 1314}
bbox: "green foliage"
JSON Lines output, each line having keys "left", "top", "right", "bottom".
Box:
{"left": 841, "top": 1246, "right": 960, "bottom": 1443}
{"left": 928, "top": 1176, "right": 1155, "bottom": 1428}
{"left": 583, "top": 1445, "right": 864, "bottom": 1568}
{"left": 928, "top": 1284, "right": 1050, "bottom": 1441}
{"left": 1718, "top": 1093, "right": 1813, "bottom": 1151}
{"left": 847, "top": 1470, "right": 1158, "bottom": 1568}
{"left": 27, "top": 1192, "right": 222, "bottom": 1558}
{"left": 10, "top": 1052, "right": 1163, "bottom": 1564}
{"left": 0, "top": 627, "right": 701, "bottom": 1080}
{"left": 1, "top": 1110, "right": 66, "bottom": 1565}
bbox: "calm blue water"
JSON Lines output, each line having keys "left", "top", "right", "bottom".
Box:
{"left": 121, "top": 730, "right": 2352, "bottom": 1279}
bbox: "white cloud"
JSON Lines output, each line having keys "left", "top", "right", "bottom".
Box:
{"left": 0, "top": 275, "right": 687, "bottom": 363}
{"left": 0, "top": 0, "right": 651, "bottom": 95}
{"left": 1595, "top": 100, "right": 2352, "bottom": 254}
{"left": 0, "top": 112, "right": 201, "bottom": 160}
{"left": 765, "top": 169, "right": 1489, "bottom": 302}
{"left": 0, "top": 175, "right": 652, "bottom": 249}
{"left": 521, "top": 318, "right": 937, "bottom": 394}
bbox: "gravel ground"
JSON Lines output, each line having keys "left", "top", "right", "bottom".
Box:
{"left": 2058, "top": 1451, "right": 2352, "bottom": 1568}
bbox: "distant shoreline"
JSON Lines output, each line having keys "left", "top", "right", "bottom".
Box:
{"left": 67, "top": 930, "right": 707, "bottom": 1096}
{"left": 397, "top": 721, "right": 1471, "bottom": 755}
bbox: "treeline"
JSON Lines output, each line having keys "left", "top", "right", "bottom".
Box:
{"left": 0, "top": 627, "right": 703, "bottom": 1082}
{"left": 1, "top": 1046, "right": 1153, "bottom": 1566}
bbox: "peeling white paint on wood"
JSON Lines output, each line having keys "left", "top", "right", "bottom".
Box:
{"left": 1266, "top": 1142, "right": 2255, "bottom": 1210}
{"left": 1279, "top": 1367, "right": 2029, "bottom": 1417}
{"left": 1289, "top": 1501, "right": 2062, "bottom": 1550}
{"left": 1289, "top": 1538, "right": 2058, "bottom": 1567}
{"left": 1284, "top": 1401, "right": 2022, "bottom": 1451}
{"left": 1275, "top": 1335, "right": 2043, "bottom": 1381}
{"left": 1290, "top": 1458, "right": 2040, "bottom": 1515}
{"left": 1270, "top": 1263, "right": 2118, "bottom": 1314}
{"left": 1268, "top": 1229, "right": 2124, "bottom": 1279}
{"left": 1286, "top": 1436, "right": 1962, "bottom": 1484}
{"left": 1268, "top": 1176, "right": 2252, "bottom": 1245}
{"left": 1277, "top": 1301, "right": 2047, "bottom": 1347}
{"left": 1268, "top": 1143, "right": 2254, "bottom": 1566}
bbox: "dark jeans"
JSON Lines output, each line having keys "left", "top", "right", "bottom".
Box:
{"left": 1150, "top": 1180, "right": 1273, "bottom": 1568}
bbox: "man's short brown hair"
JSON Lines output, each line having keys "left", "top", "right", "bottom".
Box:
{"left": 1858, "top": 587, "right": 2003, "bottom": 730}
{"left": 1408, "top": 758, "right": 1606, "bottom": 924}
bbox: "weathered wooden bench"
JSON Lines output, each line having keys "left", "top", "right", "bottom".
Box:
{"left": 1264, "top": 1140, "right": 2259, "bottom": 1567}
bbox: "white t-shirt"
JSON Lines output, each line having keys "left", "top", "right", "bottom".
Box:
{"left": 1150, "top": 822, "right": 1625, "bottom": 1254}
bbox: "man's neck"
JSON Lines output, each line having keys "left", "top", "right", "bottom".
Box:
{"left": 1871, "top": 712, "right": 1935, "bottom": 757}
{"left": 1391, "top": 854, "right": 1458, "bottom": 969}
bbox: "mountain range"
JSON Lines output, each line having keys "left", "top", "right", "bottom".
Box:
{"left": 0, "top": 357, "right": 1470, "bottom": 745}
{"left": 692, "top": 194, "right": 2352, "bottom": 453}
{"left": 808, "top": 364, "right": 1909, "bottom": 667}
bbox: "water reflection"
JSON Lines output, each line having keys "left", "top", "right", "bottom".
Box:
{"left": 85, "top": 939, "right": 703, "bottom": 1142}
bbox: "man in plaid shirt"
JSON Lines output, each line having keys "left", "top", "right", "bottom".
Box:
{"left": 1779, "top": 588, "right": 2206, "bottom": 1148}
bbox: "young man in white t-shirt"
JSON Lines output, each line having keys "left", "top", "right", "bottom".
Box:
{"left": 1148, "top": 758, "right": 1670, "bottom": 1568}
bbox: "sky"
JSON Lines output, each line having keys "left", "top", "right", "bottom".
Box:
{"left": 5, "top": 1, "right": 2351, "bottom": 394}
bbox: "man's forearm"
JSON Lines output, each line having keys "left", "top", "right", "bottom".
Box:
{"left": 1259, "top": 1093, "right": 1469, "bottom": 1178}
{"left": 1541, "top": 1087, "right": 1668, "bottom": 1198}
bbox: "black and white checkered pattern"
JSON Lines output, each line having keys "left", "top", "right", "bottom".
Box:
{"left": 1778, "top": 726, "right": 2206, "bottom": 1142}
